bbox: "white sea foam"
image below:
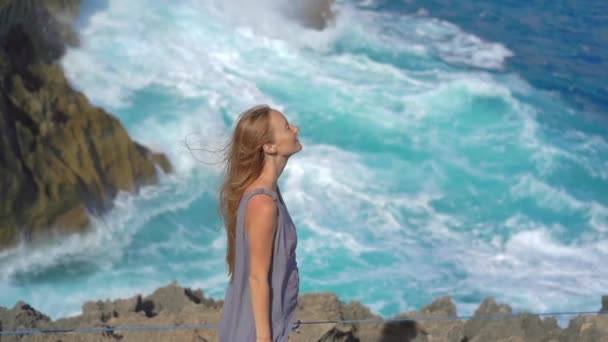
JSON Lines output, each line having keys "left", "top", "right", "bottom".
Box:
{"left": 338, "top": 9, "right": 513, "bottom": 70}
{"left": 451, "top": 221, "right": 608, "bottom": 315}
{"left": 511, "top": 174, "right": 608, "bottom": 233}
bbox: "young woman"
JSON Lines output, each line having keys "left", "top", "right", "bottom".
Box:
{"left": 217, "top": 104, "right": 302, "bottom": 341}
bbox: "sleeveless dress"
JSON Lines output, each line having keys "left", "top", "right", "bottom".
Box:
{"left": 218, "top": 187, "right": 300, "bottom": 342}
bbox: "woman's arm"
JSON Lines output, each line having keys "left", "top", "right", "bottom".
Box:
{"left": 245, "top": 194, "right": 278, "bottom": 341}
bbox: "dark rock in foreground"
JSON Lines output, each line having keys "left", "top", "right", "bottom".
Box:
{"left": 0, "top": 282, "right": 606, "bottom": 341}
{"left": 0, "top": 0, "right": 172, "bottom": 250}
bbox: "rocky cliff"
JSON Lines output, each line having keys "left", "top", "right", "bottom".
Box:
{"left": 0, "top": 0, "right": 172, "bottom": 250}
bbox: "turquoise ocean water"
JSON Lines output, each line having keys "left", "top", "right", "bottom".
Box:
{"left": 1, "top": 0, "right": 607, "bottom": 322}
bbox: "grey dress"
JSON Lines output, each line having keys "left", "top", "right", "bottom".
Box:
{"left": 218, "top": 187, "right": 300, "bottom": 342}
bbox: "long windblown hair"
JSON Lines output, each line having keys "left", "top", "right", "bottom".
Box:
{"left": 220, "top": 104, "right": 274, "bottom": 283}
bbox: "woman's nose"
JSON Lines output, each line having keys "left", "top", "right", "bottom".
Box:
{"left": 294, "top": 125, "right": 300, "bottom": 133}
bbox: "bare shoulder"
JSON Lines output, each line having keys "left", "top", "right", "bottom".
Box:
{"left": 245, "top": 194, "right": 277, "bottom": 233}
{"left": 246, "top": 194, "right": 277, "bottom": 222}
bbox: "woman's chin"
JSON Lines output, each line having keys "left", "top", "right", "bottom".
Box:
{"left": 289, "top": 145, "right": 302, "bottom": 157}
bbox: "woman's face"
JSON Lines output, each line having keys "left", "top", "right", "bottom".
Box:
{"left": 268, "top": 110, "right": 301, "bottom": 157}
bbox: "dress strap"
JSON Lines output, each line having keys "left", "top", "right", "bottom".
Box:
{"left": 242, "top": 187, "right": 278, "bottom": 203}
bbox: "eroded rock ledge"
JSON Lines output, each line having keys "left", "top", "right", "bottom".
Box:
{"left": 0, "top": 282, "right": 606, "bottom": 341}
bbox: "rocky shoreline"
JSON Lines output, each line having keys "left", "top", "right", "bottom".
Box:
{"left": 0, "top": 282, "right": 606, "bottom": 341}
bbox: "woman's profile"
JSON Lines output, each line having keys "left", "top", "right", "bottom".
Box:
{"left": 217, "top": 104, "right": 302, "bottom": 341}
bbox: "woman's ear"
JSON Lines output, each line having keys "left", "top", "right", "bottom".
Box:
{"left": 263, "top": 143, "right": 276, "bottom": 154}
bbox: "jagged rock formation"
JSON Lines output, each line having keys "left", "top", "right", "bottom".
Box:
{"left": 0, "top": 0, "right": 172, "bottom": 250}
{"left": 0, "top": 282, "right": 606, "bottom": 341}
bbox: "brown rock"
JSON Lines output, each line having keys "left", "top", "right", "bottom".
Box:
{"left": 0, "top": 0, "right": 172, "bottom": 251}
{"left": 1, "top": 284, "right": 608, "bottom": 341}
{"left": 0, "top": 301, "right": 53, "bottom": 342}
{"left": 0, "top": 0, "right": 78, "bottom": 62}
{"left": 140, "top": 281, "right": 222, "bottom": 316}
{"left": 407, "top": 296, "right": 465, "bottom": 342}
{"left": 464, "top": 297, "right": 512, "bottom": 338}
{"left": 421, "top": 296, "right": 457, "bottom": 317}
{"left": 0, "top": 283, "right": 223, "bottom": 342}
{"left": 365, "top": 298, "right": 462, "bottom": 342}
{"left": 290, "top": 292, "right": 354, "bottom": 341}
{"left": 281, "top": 0, "right": 337, "bottom": 30}
{"left": 463, "top": 298, "right": 561, "bottom": 342}
{"left": 561, "top": 314, "right": 608, "bottom": 342}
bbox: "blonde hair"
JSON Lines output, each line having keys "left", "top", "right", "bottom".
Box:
{"left": 219, "top": 104, "right": 274, "bottom": 283}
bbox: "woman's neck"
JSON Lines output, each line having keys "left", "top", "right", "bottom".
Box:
{"left": 259, "top": 156, "right": 288, "bottom": 190}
